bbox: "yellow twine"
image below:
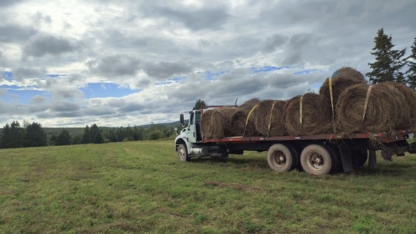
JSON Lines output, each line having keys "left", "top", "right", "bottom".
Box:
{"left": 362, "top": 85, "right": 374, "bottom": 121}
{"left": 267, "top": 101, "right": 278, "bottom": 137}
{"left": 299, "top": 95, "right": 303, "bottom": 124}
{"left": 243, "top": 104, "right": 259, "bottom": 137}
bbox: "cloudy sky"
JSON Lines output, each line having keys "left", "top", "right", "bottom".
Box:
{"left": 0, "top": 0, "right": 415, "bottom": 127}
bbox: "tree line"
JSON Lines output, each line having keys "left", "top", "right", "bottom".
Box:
{"left": 367, "top": 28, "right": 416, "bottom": 89}
{"left": 0, "top": 121, "right": 179, "bottom": 149}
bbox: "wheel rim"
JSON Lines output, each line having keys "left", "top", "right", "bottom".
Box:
{"left": 308, "top": 152, "right": 324, "bottom": 170}
{"left": 272, "top": 151, "right": 286, "bottom": 168}
{"left": 178, "top": 147, "right": 186, "bottom": 161}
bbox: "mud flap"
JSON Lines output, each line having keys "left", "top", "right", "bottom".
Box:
{"left": 338, "top": 143, "right": 353, "bottom": 173}
{"left": 368, "top": 150, "right": 377, "bottom": 168}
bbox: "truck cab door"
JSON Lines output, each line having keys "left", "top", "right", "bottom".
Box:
{"left": 187, "top": 111, "right": 199, "bottom": 143}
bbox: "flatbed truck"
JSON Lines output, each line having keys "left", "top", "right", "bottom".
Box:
{"left": 174, "top": 107, "right": 416, "bottom": 176}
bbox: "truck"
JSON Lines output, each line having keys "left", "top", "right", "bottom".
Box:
{"left": 174, "top": 106, "right": 416, "bottom": 176}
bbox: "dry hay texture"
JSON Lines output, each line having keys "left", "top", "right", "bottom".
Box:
{"left": 319, "top": 67, "right": 367, "bottom": 114}
{"left": 200, "top": 107, "right": 236, "bottom": 139}
{"left": 335, "top": 83, "right": 411, "bottom": 133}
{"left": 380, "top": 81, "right": 416, "bottom": 128}
{"left": 284, "top": 93, "right": 333, "bottom": 136}
{"left": 255, "top": 100, "right": 287, "bottom": 136}
{"left": 230, "top": 98, "right": 261, "bottom": 136}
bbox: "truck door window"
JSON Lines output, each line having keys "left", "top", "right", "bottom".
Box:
{"left": 195, "top": 112, "right": 201, "bottom": 123}
{"left": 189, "top": 112, "right": 194, "bottom": 126}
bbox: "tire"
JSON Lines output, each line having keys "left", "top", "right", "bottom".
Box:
{"left": 267, "top": 144, "right": 298, "bottom": 172}
{"left": 351, "top": 150, "right": 368, "bottom": 168}
{"left": 177, "top": 144, "right": 190, "bottom": 162}
{"left": 300, "top": 144, "right": 336, "bottom": 176}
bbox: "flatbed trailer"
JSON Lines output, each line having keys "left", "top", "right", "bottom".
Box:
{"left": 175, "top": 108, "right": 416, "bottom": 176}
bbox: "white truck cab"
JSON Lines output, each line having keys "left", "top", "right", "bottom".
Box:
{"left": 174, "top": 110, "right": 228, "bottom": 162}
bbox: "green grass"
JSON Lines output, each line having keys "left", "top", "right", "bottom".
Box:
{"left": 1, "top": 141, "right": 416, "bottom": 233}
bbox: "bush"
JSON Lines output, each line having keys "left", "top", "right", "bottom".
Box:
{"left": 148, "top": 131, "right": 162, "bottom": 140}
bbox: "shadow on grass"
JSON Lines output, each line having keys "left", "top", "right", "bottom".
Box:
{"left": 190, "top": 156, "right": 269, "bottom": 167}
{"left": 189, "top": 155, "right": 416, "bottom": 178}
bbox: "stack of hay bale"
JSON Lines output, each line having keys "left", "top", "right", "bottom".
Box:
{"left": 200, "top": 67, "right": 416, "bottom": 139}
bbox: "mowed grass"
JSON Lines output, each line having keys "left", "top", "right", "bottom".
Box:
{"left": 1, "top": 141, "right": 416, "bottom": 234}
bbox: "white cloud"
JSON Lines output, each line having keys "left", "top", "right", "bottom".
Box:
{"left": 0, "top": 0, "right": 415, "bottom": 127}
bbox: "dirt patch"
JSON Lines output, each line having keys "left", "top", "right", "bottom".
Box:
{"left": 80, "top": 222, "right": 140, "bottom": 234}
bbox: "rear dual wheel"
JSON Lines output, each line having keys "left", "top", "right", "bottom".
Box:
{"left": 351, "top": 150, "right": 368, "bottom": 168}
{"left": 267, "top": 144, "right": 299, "bottom": 172}
{"left": 300, "top": 144, "right": 338, "bottom": 176}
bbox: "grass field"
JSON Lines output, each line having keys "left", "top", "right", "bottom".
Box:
{"left": 1, "top": 140, "right": 416, "bottom": 233}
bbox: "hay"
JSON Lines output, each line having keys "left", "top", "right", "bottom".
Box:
{"left": 200, "top": 109, "right": 214, "bottom": 139}
{"left": 284, "top": 93, "right": 332, "bottom": 136}
{"left": 379, "top": 81, "right": 416, "bottom": 129}
{"left": 238, "top": 98, "right": 261, "bottom": 112}
{"left": 254, "top": 100, "right": 287, "bottom": 136}
{"left": 319, "top": 67, "right": 367, "bottom": 115}
{"left": 230, "top": 99, "right": 261, "bottom": 136}
{"left": 335, "top": 83, "right": 410, "bottom": 133}
{"left": 200, "top": 108, "right": 236, "bottom": 139}
{"left": 332, "top": 67, "right": 366, "bottom": 81}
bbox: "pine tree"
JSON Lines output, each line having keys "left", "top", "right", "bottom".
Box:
{"left": 55, "top": 129, "right": 72, "bottom": 146}
{"left": 90, "top": 124, "right": 104, "bottom": 144}
{"left": 8, "top": 121, "right": 23, "bottom": 148}
{"left": 366, "top": 28, "right": 407, "bottom": 84}
{"left": 0, "top": 123, "right": 11, "bottom": 148}
{"left": 82, "top": 125, "right": 91, "bottom": 144}
{"left": 406, "top": 37, "right": 416, "bottom": 90}
{"left": 23, "top": 122, "right": 47, "bottom": 147}
{"left": 193, "top": 99, "right": 206, "bottom": 110}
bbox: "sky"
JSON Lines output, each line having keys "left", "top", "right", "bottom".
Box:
{"left": 0, "top": 0, "right": 415, "bottom": 127}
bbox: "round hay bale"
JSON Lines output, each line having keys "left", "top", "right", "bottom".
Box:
{"left": 332, "top": 67, "right": 366, "bottom": 81}
{"left": 200, "top": 107, "right": 236, "bottom": 139}
{"left": 200, "top": 109, "right": 214, "bottom": 139}
{"left": 255, "top": 100, "right": 287, "bottom": 136}
{"left": 335, "top": 83, "right": 410, "bottom": 133}
{"left": 319, "top": 67, "right": 367, "bottom": 115}
{"left": 238, "top": 98, "right": 261, "bottom": 112}
{"left": 284, "top": 93, "right": 332, "bottom": 136}
{"left": 379, "top": 81, "right": 416, "bottom": 129}
{"left": 230, "top": 99, "right": 261, "bottom": 136}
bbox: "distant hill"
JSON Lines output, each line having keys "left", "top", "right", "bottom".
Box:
{"left": 0, "top": 121, "right": 184, "bottom": 139}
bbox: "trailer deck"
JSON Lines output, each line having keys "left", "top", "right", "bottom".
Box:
{"left": 203, "top": 129, "right": 415, "bottom": 144}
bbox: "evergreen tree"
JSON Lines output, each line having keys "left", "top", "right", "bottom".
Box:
{"left": 406, "top": 37, "right": 416, "bottom": 90}
{"left": 193, "top": 99, "right": 206, "bottom": 110}
{"left": 55, "top": 129, "right": 72, "bottom": 146}
{"left": 366, "top": 28, "right": 407, "bottom": 84}
{"left": 23, "top": 122, "right": 47, "bottom": 147}
{"left": 71, "top": 135, "right": 82, "bottom": 145}
{"left": 0, "top": 123, "right": 11, "bottom": 148}
{"left": 82, "top": 125, "right": 91, "bottom": 144}
{"left": 8, "top": 121, "right": 23, "bottom": 148}
{"left": 90, "top": 124, "right": 104, "bottom": 144}
{"left": 50, "top": 134, "right": 57, "bottom": 146}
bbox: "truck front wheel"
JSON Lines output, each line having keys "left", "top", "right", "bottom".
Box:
{"left": 267, "top": 144, "right": 298, "bottom": 172}
{"left": 300, "top": 144, "right": 335, "bottom": 176}
{"left": 177, "top": 144, "right": 190, "bottom": 162}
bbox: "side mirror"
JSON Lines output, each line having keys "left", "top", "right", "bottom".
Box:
{"left": 180, "top": 114, "right": 184, "bottom": 126}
